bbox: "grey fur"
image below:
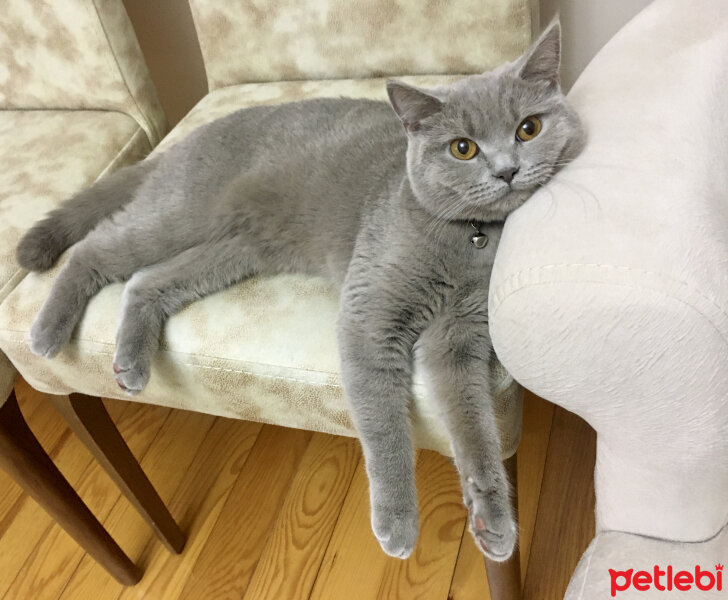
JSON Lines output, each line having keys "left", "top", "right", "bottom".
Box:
{"left": 17, "top": 20, "right": 582, "bottom": 561}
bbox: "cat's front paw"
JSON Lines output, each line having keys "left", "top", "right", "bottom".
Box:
{"left": 371, "top": 502, "right": 419, "bottom": 559}
{"left": 29, "top": 313, "right": 70, "bottom": 358}
{"left": 112, "top": 352, "right": 150, "bottom": 395}
{"left": 464, "top": 477, "right": 517, "bottom": 562}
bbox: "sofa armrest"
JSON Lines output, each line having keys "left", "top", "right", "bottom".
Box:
{"left": 489, "top": 0, "right": 728, "bottom": 541}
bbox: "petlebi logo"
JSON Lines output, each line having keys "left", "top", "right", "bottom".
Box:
{"left": 609, "top": 564, "right": 723, "bottom": 596}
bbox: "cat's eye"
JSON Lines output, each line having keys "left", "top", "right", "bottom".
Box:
{"left": 516, "top": 116, "right": 542, "bottom": 141}
{"left": 450, "top": 138, "right": 479, "bottom": 160}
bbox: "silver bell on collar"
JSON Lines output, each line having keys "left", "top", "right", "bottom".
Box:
{"left": 469, "top": 222, "right": 489, "bottom": 249}
{"left": 471, "top": 233, "right": 489, "bottom": 249}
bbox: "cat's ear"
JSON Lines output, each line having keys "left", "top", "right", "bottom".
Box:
{"left": 516, "top": 18, "right": 561, "bottom": 86}
{"left": 386, "top": 80, "right": 443, "bottom": 132}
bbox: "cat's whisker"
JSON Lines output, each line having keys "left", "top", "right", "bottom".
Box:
{"left": 548, "top": 160, "right": 646, "bottom": 176}
{"left": 423, "top": 204, "right": 460, "bottom": 242}
{"left": 517, "top": 165, "right": 556, "bottom": 188}
{"left": 424, "top": 203, "right": 459, "bottom": 238}
{"left": 551, "top": 177, "right": 603, "bottom": 214}
{"left": 429, "top": 197, "right": 473, "bottom": 247}
{"left": 530, "top": 180, "right": 559, "bottom": 221}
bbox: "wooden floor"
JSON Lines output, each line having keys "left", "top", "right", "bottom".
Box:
{"left": 0, "top": 378, "right": 596, "bottom": 600}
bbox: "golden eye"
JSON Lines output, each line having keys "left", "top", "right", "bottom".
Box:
{"left": 450, "top": 138, "right": 479, "bottom": 160}
{"left": 516, "top": 116, "right": 542, "bottom": 141}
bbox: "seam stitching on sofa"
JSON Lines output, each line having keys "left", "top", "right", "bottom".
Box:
{"left": 493, "top": 263, "right": 727, "bottom": 319}
{"left": 493, "top": 277, "right": 728, "bottom": 352}
{"left": 90, "top": 0, "right": 158, "bottom": 144}
{"left": 604, "top": 513, "right": 728, "bottom": 546}
{"left": 492, "top": 263, "right": 728, "bottom": 341}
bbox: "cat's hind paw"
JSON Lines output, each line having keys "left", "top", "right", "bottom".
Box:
{"left": 29, "top": 316, "right": 71, "bottom": 358}
{"left": 112, "top": 356, "right": 150, "bottom": 396}
{"left": 464, "top": 478, "right": 517, "bottom": 562}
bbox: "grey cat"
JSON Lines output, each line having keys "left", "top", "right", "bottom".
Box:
{"left": 16, "top": 20, "right": 582, "bottom": 562}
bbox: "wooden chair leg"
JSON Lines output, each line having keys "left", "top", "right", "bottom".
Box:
{"left": 48, "top": 393, "right": 186, "bottom": 554}
{"left": 0, "top": 390, "right": 141, "bottom": 585}
{"left": 484, "top": 454, "right": 522, "bottom": 600}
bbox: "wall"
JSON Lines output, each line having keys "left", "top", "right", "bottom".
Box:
{"left": 122, "top": 0, "right": 208, "bottom": 126}
{"left": 538, "top": 0, "right": 654, "bottom": 90}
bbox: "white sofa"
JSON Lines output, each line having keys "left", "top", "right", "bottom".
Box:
{"left": 490, "top": 0, "right": 728, "bottom": 597}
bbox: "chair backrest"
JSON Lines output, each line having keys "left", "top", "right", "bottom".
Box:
{"left": 0, "top": 0, "right": 166, "bottom": 145}
{"left": 188, "top": 0, "right": 532, "bottom": 91}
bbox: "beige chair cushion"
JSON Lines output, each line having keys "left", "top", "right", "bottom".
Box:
{"left": 0, "top": 78, "right": 523, "bottom": 457}
{"left": 0, "top": 109, "right": 153, "bottom": 403}
{"left": 0, "top": 111, "right": 152, "bottom": 303}
{"left": 0, "top": 0, "right": 164, "bottom": 404}
{"left": 0, "top": 0, "right": 166, "bottom": 145}
{"left": 188, "top": 0, "right": 532, "bottom": 90}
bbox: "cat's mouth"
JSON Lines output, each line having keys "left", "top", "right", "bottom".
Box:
{"left": 455, "top": 185, "right": 534, "bottom": 222}
{"left": 425, "top": 179, "right": 538, "bottom": 225}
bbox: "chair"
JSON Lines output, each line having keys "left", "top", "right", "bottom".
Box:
{"left": 0, "top": 0, "right": 180, "bottom": 585}
{"left": 0, "top": 1, "right": 531, "bottom": 596}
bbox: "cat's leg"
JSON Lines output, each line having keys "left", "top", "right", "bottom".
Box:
{"left": 113, "top": 237, "right": 257, "bottom": 394}
{"left": 418, "top": 313, "right": 517, "bottom": 562}
{"left": 29, "top": 238, "right": 139, "bottom": 357}
{"left": 338, "top": 277, "right": 430, "bottom": 559}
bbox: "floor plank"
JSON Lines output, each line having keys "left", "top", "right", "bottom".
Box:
{"left": 3, "top": 401, "right": 159, "bottom": 600}
{"left": 0, "top": 379, "right": 596, "bottom": 600}
{"left": 447, "top": 391, "right": 555, "bottom": 599}
{"left": 0, "top": 393, "right": 60, "bottom": 537}
{"left": 522, "top": 406, "right": 596, "bottom": 600}
{"left": 0, "top": 382, "right": 89, "bottom": 536}
{"left": 178, "top": 425, "right": 313, "bottom": 600}
{"left": 375, "top": 450, "right": 467, "bottom": 600}
{"left": 117, "top": 416, "right": 263, "bottom": 600}
{"left": 308, "top": 456, "right": 394, "bottom": 600}
{"left": 516, "top": 392, "right": 556, "bottom": 577}
{"left": 448, "top": 530, "right": 491, "bottom": 600}
{"left": 0, "top": 400, "right": 99, "bottom": 597}
{"left": 57, "top": 407, "right": 215, "bottom": 600}
{"left": 242, "top": 433, "right": 360, "bottom": 600}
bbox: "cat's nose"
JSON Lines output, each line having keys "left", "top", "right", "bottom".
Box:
{"left": 495, "top": 167, "right": 519, "bottom": 184}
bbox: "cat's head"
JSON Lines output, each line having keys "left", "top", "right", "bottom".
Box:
{"left": 387, "top": 19, "right": 583, "bottom": 223}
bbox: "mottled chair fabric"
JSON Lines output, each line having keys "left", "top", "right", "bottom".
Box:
{"left": 0, "top": 0, "right": 530, "bottom": 459}
{"left": 0, "top": 75, "right": 524, "bottom": 458}
{"left": 0, "top": 0, "right": 531, "bottom": 457}
{"left": 0, "top": 0, "right": 165, "bottom": 407}
{"left": 0, "top": 0, "right": 172, "bottom": 585}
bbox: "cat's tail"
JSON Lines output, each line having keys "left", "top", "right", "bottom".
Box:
{"left": 16, "top": 158, "right": 157, "bottom": 272}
